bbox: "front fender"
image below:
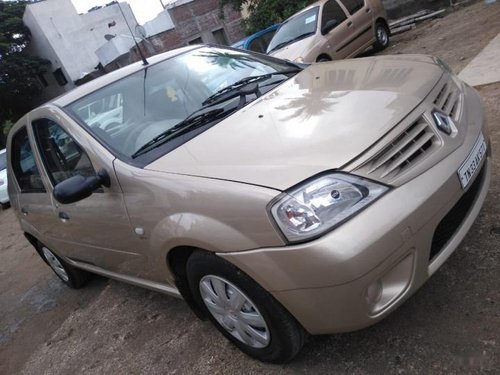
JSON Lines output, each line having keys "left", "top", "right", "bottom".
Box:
{"left": 151, "top": 212, "right": 263, "bottom": 254}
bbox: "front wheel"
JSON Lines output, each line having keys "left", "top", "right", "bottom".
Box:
{"left": 186, "top": 251, "right": 305, "bottom": 363}
{"left": 373, "top": 22, "right": 390, "bottom": 51}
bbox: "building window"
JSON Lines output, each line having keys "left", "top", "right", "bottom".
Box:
{"left": 53, "top": 68, "right": 68, "bottom": 86}
{"left": 37, "top": 73, "right": 48, "bottom": 87}
{"left": 188, "top": 37, "right": 203, "bottom": 45}
{"left": 212, "top": 28, "right": 228, "bottom": 46}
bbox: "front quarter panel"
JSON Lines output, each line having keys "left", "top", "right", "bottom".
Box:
{"left": 368, "top": 0, "right": 388, "bottom": 20}
{"left": 113, "top": 159, "right": 285, "bottom": 284}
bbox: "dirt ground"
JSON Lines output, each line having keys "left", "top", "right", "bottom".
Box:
{"left": 1, "top": 1, "right": 499, "bottom": 374}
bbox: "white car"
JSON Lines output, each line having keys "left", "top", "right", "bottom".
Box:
{"left": 0, "top": 148, "right": 9, "bottom": 208}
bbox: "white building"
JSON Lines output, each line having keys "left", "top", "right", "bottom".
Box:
{"left": 143, "top": 10, "right": 174, "bottom": 37}
{"left": 23, "top": 0, "right": 138, "bottom": 101}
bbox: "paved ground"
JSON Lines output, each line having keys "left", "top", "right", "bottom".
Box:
{"left": 1, "top": 1, "right": 499, "bottom": 374}
{"left": 459, "top": 33, "right": 500, "bottom": 86}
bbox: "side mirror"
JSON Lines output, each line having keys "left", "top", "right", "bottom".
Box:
{"left": 322, "top": 19, "right": 338, "bottom": 35}
{"left": 53, "top": 169, "right": 110, "bottom": 204}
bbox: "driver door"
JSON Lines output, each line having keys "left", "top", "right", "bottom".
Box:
{"left": 339, "top": 0, "right": 374, "bottom": 53}
{"left": 28, "top": 107, "right": 146, "bottom": 277}
{"left": 321, "top": 0, "right": 352, "bottom": 59}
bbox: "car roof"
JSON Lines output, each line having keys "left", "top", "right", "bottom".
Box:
{"left": 52, "top": 45, "right": 198, "bottom": 108}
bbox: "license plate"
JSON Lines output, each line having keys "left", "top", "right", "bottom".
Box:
{"left": 457, "top": 133, "right": 487, "bottom": 189}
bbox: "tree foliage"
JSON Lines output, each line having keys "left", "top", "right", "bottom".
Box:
{"left": 0, "top": 0, "right": 49, "bottom": 147}
{"left": 221, "top": 0, "right": 315, "bottom": 34}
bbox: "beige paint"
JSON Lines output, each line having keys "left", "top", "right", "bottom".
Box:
{"left": 269, "top": 0, "right": 388, "bottom": 63}
{"left": 7, "top": 48, "right": 491, "bottom": 336}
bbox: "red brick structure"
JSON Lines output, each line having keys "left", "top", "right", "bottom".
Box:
{"left": 117, "top": 0, "right": 245, "bottom": 68}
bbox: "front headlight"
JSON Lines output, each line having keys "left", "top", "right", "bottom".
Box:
{"left": 270, "top": 173, "right": 389, "bottom": 243}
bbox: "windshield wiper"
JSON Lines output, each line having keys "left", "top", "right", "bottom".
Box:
{"left": 267, "top": 32, "right": 316, "bottom": 54}
{"left": 131, "top": 108, "right": 226, "bottom": 159}
{"left": 202, "top": 68, "right": 302, "bottom": 107}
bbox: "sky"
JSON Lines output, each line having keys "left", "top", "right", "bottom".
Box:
{"left": 71, "top": 0, "right": 169, "bottom": 24}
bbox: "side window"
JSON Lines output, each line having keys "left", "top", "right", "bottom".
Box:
{"left": 32, "top": 119, "right": 95, "bottom": 186}
{"left": 11, "top": 127, "right": 46, "bottom": 193}
{"left": 339, "top": 0, "right": 365, "bottom": 15}
{"left": 322, "top": 0, "right": 348, "bottom": 30}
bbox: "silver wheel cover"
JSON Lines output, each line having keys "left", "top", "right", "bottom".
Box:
{"left": 199, "top": 275, "right": 270, "bottom": 348}
{"left": 42, "top": 247, "right": 69, "bottom": 282}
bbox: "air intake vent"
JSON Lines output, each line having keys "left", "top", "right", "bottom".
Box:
{"left": 364, "top": 118, "right": 438, "bottom": 180}
{"left": 433, "top": 81, "right": 461, "bottom": 120}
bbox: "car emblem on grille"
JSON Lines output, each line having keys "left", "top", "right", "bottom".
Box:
{"left": 432, "top": 111, "right": 453, "bottom": 135}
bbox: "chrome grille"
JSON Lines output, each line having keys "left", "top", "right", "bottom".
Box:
{"left": 433, "top": 80, "right": 461, "bottom": 120}
{"left": 360, "top": 118, "right": 438, "bottom": 180}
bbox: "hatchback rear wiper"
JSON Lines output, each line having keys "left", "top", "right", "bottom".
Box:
{"left": 202, "top": 68, "right": 302, "bottom": 108}
{"left": 267, "top": 32, "right": 316, "bottom": 54}
{"left": 131, "top": 108, "right": 227, "bottom": 158}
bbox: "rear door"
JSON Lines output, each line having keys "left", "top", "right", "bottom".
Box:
{"left": 338, "top": 0, "right": 374, "bottom": 55}
{"left": 10, "top": 126, "right": 55, "bottom": 239}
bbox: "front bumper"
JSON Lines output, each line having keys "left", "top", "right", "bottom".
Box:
{"left": 220, "top": 88, "right": 491, "bottom": 335}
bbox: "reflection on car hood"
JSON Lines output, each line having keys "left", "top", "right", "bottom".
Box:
{"left": 147, "top": 55, "right": 444, "bottom": 191}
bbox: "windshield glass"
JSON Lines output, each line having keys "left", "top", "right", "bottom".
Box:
{"left": 267, "top": 7, "right": 319, "bottom": 53}
{"left": 0, "top": 152, "right": 6, "bottom": 171}
{"left": 66, "top": 47, "right": 295, "bottom": 161}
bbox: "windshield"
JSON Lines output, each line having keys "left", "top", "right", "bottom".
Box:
{"left": 66, "top": 47, "right": 295, "bottom": 162}
{"left": 0, "top": 152, "right": 6, "bottom": 171}
{"left": 267, "top": 7, "right": 319, "bottom": 53}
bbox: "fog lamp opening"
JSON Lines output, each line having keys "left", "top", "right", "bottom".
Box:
{"left": 366, "top": 251, "right": 415, "bottom": 315}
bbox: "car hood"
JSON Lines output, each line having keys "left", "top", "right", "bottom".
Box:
{"left": 147, "top": 55, "right": 444, "bottom": 191}
{"left": 268, "top": 34, "right": 317, "bottom": 62}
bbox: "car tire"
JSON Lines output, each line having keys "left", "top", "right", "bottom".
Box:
{"left": 373, "top": 22, "right": 390, "bottom": 51}
{"left": 186, "top": 251, "right": 305, "bottom": 363}
{"left": 38, "top": 243, "right": 90, "bottom": 289}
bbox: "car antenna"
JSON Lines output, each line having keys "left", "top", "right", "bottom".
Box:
{"left": 116, "top": 2, "right": 149, "bottom": 66}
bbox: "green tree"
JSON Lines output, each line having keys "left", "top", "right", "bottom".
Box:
{"left": 221, "top": 0, "right": 315, "bottom": 34}
{"left": 0, "top": 0, "right": 49, "bottom": 147}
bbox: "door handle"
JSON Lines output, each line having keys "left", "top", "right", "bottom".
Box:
{"left": 366, "top": 8, "right": 371, "bottom": 13}
{"left": 347, "top": 21, "right": 353, "bottom": 27}
{"left": 21, "top": 207, "right": 28, "bottom": 216}
{"left": 58, "top": 211, "right": 70, "bottom": 221}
